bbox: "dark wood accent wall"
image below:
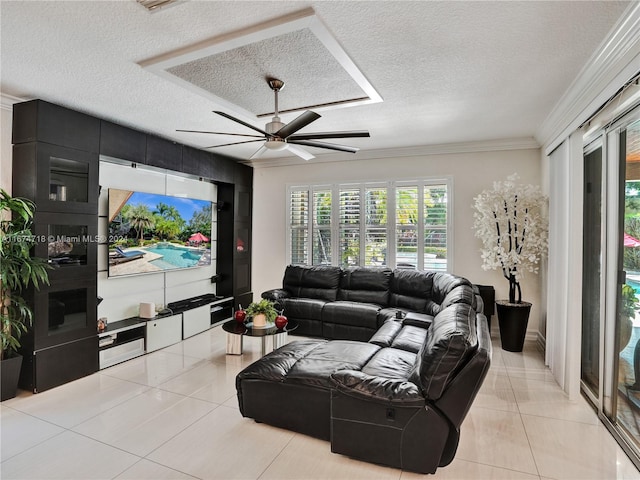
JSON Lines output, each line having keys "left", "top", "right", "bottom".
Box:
{"left": 12, "top": 99, "right": 253, "bottom": 392}
{"left": 99, "top": 121, "right": 146, "bottom": 163}
{"left": 13, "top": 100, "right": 101, "bottom": 152}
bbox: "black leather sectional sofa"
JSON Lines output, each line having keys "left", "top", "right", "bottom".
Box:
{"left": 262, "top": 265, "right": 479, "bottom": 341}
{"left": 236, "top": 266, "right": 491, "bottom": 474}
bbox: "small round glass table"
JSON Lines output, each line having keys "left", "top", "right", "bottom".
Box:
{"left": 221, "top": 319, "right": 298, "bottom": 356}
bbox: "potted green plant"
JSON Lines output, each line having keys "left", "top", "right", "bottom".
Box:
{"left": 473, "top": 174, "right": 548, "bottom": 352}
{"left": 245, "top": 298, "right": 278, "bottom": 328}
{"left": 0, "top": 189, "right": 49, "bottom": 400}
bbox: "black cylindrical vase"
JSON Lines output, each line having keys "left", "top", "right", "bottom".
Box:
{"left": 0, "top": 355, "right": 23, "bottom": 401}
{"left": 496, "top": 301, "right": 532, "bottom": 352}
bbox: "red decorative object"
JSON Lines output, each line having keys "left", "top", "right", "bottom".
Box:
{"left": 275, "top": 312, "right": 288, "bottom": 329}
{"left": 234, "top": 305, "right": 246, "bottom": 323}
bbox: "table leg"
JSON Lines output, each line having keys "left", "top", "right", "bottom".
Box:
{"left": 226, "top": 333, "right": 243, "bottom": 355}
{"left": 261, "top": 335, "right": 275, "bottom": 356}
{"left": 274, "top": 332, "right": 288, "bottom": 350}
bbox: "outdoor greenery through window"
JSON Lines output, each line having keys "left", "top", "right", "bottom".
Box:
{"left": 288, "top": 180, "right": 450, "bottom": 270}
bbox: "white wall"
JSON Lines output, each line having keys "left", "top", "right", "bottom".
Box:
{"left": 1, "top": 101, "right": 13, "bottom": 192}
{"left": 252, "top": 146, "right": 544, "bottom": 334}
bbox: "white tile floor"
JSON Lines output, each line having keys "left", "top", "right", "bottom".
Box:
{"left": 2, "top": 326, "right": 640, "bottom": 480}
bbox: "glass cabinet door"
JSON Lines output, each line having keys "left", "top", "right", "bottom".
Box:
{"left": 33, "top": 283, "right": 97, "bottom": 350}
{"left": 35, "top": 143, "right": 98, "bottom": 214}
{"left": 33, "top": 212, "right": 97, "bottom": 282}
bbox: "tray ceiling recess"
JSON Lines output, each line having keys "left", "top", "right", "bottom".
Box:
{"left": 138, "top": 10, "right": 382, "bottom": 121}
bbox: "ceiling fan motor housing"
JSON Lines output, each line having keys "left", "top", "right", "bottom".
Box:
{"left": 266, "top": 116, "right": 285, "bottom": 136}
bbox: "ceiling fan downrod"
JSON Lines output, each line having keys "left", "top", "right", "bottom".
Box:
{"left": 265, "top": 78, "right": 286, "bottom": 146}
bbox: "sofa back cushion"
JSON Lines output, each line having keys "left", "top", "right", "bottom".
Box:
{"left": 441, "top": 284, "right": 478, "bottom": 310}
{"left": 337, "top": 267, "right": 392, "bottom": 305}
{"left": 431, "top": 272, "right": 472, "bottom": 304}
{"left": 408, "top": 303, "right": 478, "bottom": 401}
{"left": 283, "top": 265, "right": 342, "bottom": 301}
{"left": 389, "top": 269, "right": 437, "bottom": 314}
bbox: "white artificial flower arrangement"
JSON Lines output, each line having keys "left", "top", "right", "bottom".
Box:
{"left": 473, "top": 174, "right": 548, "bottom": 304}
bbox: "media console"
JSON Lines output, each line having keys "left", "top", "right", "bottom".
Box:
{"left": 98, "top": 295, "right": 233, "bottom": 369}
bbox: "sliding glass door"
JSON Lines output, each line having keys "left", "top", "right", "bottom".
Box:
{"left": 612, "top": 118, "right": 640, "bottom": 453}
{"left": 581, "top": 141, "right": 603, "bottom": 400}
{"left": 582, "top": 108, "right": 640, "bottom": 467}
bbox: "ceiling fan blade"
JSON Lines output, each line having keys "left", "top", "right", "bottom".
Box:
{"left": 275, "top": 110, "right": 321, "bottom": 139}
{"left": 285, "top": 144, "right": 315, "bottom": 161}
{"left": 205, "top": 139, "right": 264, "bottom": 149}
{"left": 287, "top": 139, "right": 359, "bottom": 154}
{"left": 213, "top": 111, "right": 269, "bottom": 136}
{"left": 176, "top": 129, "right": 263, "bottom": 138}
{"left": 288, "top": 130, "right": 370, "bottom": 141}
{"left": 250, "top": 145, "right": 268, "bottom": 159}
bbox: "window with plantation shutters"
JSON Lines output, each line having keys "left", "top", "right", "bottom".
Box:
{"left": 289, "top": 188, "right": 309, "bottom": 265}
{"left": 339, "top": 187, "right": 360, "bottom": 267}
{"left": 396, "top": 186, "right": 419, "bottom": 268}
{"left": 312, "top": 189, "right": 332, "bottom": 265}
{"left": 424, "top": 185, "right": 447, "bottom": 271}
{"left": 288, "top": 179, "right": 450, "bottom": 271}
{"left": 365, "top": 187, "right": 387, "bottom": 266}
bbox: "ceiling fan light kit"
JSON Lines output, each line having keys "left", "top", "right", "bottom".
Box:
{"left": 178, "top": 77, "right": 370, "bottom": 161}
{"left": 264, "top": 139, "right": 287, "bottom": 151}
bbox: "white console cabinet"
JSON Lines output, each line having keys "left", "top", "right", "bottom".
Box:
{"left": 146, "top": 314, "right": 182, "bottom": 352}
{"left": 98, "top": 296, "right": 234, "bottom": 369}
{"left": 182, "top": 304, "right": 212, "bottom": 338}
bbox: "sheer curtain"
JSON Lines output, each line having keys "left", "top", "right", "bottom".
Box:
{"left": 546, "top": 132, "right": 583, "bottom": 398}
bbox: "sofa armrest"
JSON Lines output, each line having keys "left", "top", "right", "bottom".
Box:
{"left": 368, "top": 319, "right": 402, "bottom": 347}
{"left": 262, "top": 289, "right": 291, "bottom": 302}
{"left": 331, "top": 370, "right": 425, "bottom": 406}
{"left": 403, "top": 312, "right": 433, "bottom": 329}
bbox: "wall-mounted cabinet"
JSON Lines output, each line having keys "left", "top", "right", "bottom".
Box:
{"left": 13, "top": 142, "right": 99, "bottom": 215}
{"left": 12, "top": 98, "right": 253, "bottom": 392}
{"left": 146, "top": 135, "right": 182, "bottom": 171}
{"left": 13, "top": 100, "right": 101, "bottom": 393}
{"left": 99, "top": 121, "right": 146, "bottom": 164}
{"left": 12, "top": 100, "right": 100, "bottom": 152}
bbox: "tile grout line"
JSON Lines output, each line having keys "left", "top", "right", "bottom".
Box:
{"left": 504, "top": 348, "right": 544, "bottom": 479}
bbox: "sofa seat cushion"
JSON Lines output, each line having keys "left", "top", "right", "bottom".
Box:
{"left": 285, "top": 340, "right": 380, "bottom": 390}
{"left": 390, "top": 325, "right": 428, "bottom": 353}
{"left": 236, "top": 339, "right": 327, "bottom": 384}
{"left": 322, "top": 301, "right": 381, "bottom": 329}
{"left": 282, "top": 298, "right": 327, "bottom": 320}
{"left": 361, "top": 347, "right": 416, "bottom": 380}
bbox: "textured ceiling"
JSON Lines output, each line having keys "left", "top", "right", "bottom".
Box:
{"left": 0, "top": 1, "right": 632, "bottom": 162}
{"left": 163, "top": 25, "right": 369, "bottom": 116}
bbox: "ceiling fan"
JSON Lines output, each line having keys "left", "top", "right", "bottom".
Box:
{"left": 177, "top": 77, "right": 370, "bottom": 161}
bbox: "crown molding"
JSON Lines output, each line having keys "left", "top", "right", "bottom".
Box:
{"left": 536, "top": 3, "right": 640, "bottom": 153}
{"left": 0, "top": 92, "right": 26, "bottom": 111}
{"left": 246, "top": 136, "right": 540, "bottom": 169}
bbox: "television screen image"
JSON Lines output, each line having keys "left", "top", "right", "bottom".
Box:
{"left": 108, "top": 188, "right": 212, "bottom": 277}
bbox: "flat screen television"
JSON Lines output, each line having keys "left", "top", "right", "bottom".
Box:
{"left": 107, "top": 188, "right": 212, "bottom": 277}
